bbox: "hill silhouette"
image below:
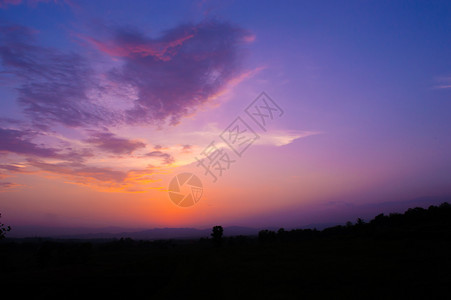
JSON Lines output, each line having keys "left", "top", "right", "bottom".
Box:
{"left": 1, "top": 203, "right": 451, "bottom": 298}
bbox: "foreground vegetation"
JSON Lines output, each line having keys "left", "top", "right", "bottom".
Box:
{"left": 1, "top": 203, "right": 451, "bottom": 298}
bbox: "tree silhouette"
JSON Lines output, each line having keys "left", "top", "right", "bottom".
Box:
{"left": 277, "top": 228, "right": 287, "bottom": 241}
{"left": 0, "top": 213, "right": 11, "bottom": 240}
{"left": 258, "top": 229, "right": 276, "bottom": 243}
{"left": 211, "top": 226, "right": 223, "bottom": 246}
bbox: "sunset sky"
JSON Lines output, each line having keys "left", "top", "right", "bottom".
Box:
{"left": 1, "top": 0, "right": 450, "bottom": 236}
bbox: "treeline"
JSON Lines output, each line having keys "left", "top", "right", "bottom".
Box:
{"left": 2, "top": 203, "right": 451, "bottom": 250}
{"left": 258, "top": 202, "right": 451, "bottom": 243}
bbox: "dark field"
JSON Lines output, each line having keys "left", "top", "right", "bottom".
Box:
{"left": 1, "top": 204, "right": 451, "bottom": 299}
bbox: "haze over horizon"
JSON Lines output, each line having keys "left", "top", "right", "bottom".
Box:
{"left": 1, "top": 1, "right": 450, "bottom": 238}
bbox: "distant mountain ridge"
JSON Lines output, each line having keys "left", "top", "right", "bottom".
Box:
{"left": 57, "top": 226, "right": 268, "bottom": 240}
{"left": 8, "top": 226, "right": 264, "bottom": 240}
{"left": 8, "top": 196, "right": 451, "bottom": 239}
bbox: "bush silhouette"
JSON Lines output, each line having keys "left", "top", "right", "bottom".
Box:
{"left": 0, "top": 213, "right": 11, "bottom": 240}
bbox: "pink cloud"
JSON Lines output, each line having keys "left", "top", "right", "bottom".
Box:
{"left": 85, "top": 32, "right": 195, "bottom": 61}
{"left": 90, "top": 20, "right": 254, "bottom": 125}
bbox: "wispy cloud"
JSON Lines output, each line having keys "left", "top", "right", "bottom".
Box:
{"left": 28, "top": 160, "right": 128, "bottom": 183}
{"left": 145, "top": 151, "right": 175, "bottom": 165}
{"left": 0, "top": 181, "right": 21, "bottom": 191}
{"left": 85, "top": 131, "right": 146, "bottom": 155}
{"left": 27, "top": 159, "right": 165, "bottom": 192}
{"left": 254, "top": 130, "right": 321, "bottom": 147}
{"left": 0, "top": 163, "right": 27, "bottom": 172}
{"left": 184, "top": 123, "right": 320, "bottom": 149}
{"left": 433, "top": 77, "right": 451, "bottom": 89}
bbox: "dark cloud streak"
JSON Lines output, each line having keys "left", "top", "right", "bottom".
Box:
{"left": 86, "top": 131, "right": 146, "bottom": 155}
{"left": 0, "top": 127, "right": 59, "bottom": 157}
{"left": 28, "top": 160, "right": 128, "bottom": 183}
{"left": 145, "top": 151, "right": 174, "bottom": 165}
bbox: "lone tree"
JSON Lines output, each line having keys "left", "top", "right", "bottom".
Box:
{"left": 211, "top": 225, "right": 223, "bottom": 246}
{"left": 0, "top": 213, "right": 11, "bottom": 240}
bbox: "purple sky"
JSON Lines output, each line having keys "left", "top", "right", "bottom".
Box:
{"left": 0, "top": 0, "right": 450, "bottom": 237}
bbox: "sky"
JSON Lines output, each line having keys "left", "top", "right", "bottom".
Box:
{"left": 0, "top": 0, "right": 450, "bottom": 236}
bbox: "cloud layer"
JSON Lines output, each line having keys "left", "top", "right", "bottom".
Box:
{"left": 0, "top": 19, "right": 255, "bottom": 191}
{"left": 1, "top": 20, "right": 252, "bottom": 128}
{"left": 90, "top": 20, "right": 253, "bottom": 125}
